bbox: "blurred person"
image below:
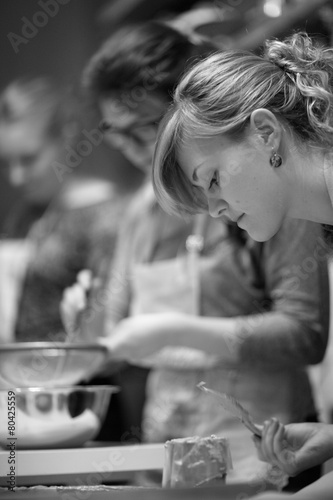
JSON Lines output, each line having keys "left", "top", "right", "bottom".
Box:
{"left": 0, "top": 77, "right": 140, "bottom": 344}
{"left": 61, "top": 22, "right": 329, "bottom": 489}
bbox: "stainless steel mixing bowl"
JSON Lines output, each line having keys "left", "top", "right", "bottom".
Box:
{"left": 0, "top": 342, "right": 108, "bottom": 388}
{"left": 0, "top": 385, "right": 119, "bottom": 449}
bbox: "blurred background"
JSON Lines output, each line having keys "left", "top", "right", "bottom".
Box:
{"left": 0, "top": 0, "right": 332, "bottom": 232}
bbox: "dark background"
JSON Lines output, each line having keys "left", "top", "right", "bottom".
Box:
{"left": 0, "top": 0, "right": 126, "bottom": 233}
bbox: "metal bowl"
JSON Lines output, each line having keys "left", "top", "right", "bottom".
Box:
{"left": 0, "top": 342, "right": 108, "bottom": 388}
{"left": 0, "top": 385, "right": 119, "bottom": 449}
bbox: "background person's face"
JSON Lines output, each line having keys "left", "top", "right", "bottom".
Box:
{"left": 0, "top": 120, "right": 63, "bottom": 205}
{"left": 99, "top": 92, "right": 168, "bottom": 173}
{"left": 179, "top": 135, "right": 289, "bottom": 242}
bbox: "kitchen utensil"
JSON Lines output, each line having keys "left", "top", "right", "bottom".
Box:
{"left": 197, "top": 382, "right": 262, "bottom": 437}
{"left": 0, "top": 385, "right": 119, "bottom": 449}
{"left": 0, "top": 342, "right": 108, "bottom": 388}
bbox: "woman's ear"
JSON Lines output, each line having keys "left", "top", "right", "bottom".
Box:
{"left": 249, "top": 108, "right": 282, "bottom": 150}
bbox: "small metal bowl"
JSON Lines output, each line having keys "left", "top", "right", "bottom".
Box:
{"left": 0, "top": 342, "right": 108, "bottom": 388}
{"left": 0, "top": 385, "right": 119, "bottom": 449}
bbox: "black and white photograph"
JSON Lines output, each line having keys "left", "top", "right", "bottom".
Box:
{"left": 0, "top": 1, "right": 333, "bottom": 499}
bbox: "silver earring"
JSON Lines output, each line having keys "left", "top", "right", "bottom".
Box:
{"left": 270, "top": 150, "right": 282, "bottom": 168}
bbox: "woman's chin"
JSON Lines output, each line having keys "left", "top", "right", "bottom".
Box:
{"left": 240, "top": 219, "right": 280, "bottom": 242}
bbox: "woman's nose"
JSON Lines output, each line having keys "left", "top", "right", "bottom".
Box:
{"left": 207, "top": 197, "right": 227, "bottom": 218}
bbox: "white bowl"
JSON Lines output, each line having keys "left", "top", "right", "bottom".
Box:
{"left": 0, "top": 385, "right": 119, "bottom": 449}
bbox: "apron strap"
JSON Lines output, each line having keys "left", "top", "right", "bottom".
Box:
{"left": 140, "top": 209, "right": 208, "bottom": 316}
{"left": 185, "top": 213, "right": 209, "bottom": 315}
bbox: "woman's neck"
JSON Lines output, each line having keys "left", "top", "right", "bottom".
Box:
{"left": 286, "top": 148, "right": 333, "bottom": 225}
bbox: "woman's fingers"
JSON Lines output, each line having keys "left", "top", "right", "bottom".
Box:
{"left": 273, "top": 423, "right": 293, "bottom": 466}
{"left": 272, "top": 421, "right": 297, "bottom": 475}
{"left": 60, "top": 282, "right": 87, "bottom": 333}
{"left": 258, "top": 419, "right": 284, "bottom": 467}
{"left": 66, "top": 283, "right": 87, "bottom": 310}
{"left": 253, "top": 418, "right": 299, "bottom": 476}
{"left": 262, "top": 419, "right": 279, "bottom": 460}
{"left": 77, "top": 269, "right": 93, "bottom": 291}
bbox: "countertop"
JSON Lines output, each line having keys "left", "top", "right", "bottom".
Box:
{"left": 0, "top": 483, "right": 268, "bottom": 500}
{"left": 0, "top": 442, "right": 278, "bottom": 499}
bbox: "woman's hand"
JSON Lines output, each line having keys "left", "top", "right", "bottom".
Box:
{"left": 99, "top": 313, "right": 185, "bottom": 363}
{"left": 59, "top": 269, "right": 93, "bottom": 336}
{"left": 253, "top": 418, "right": 333, "bottom": 477}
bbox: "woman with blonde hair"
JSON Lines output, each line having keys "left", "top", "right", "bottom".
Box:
{"left": 152, "top": 31, "right": 333, "bottom": 499}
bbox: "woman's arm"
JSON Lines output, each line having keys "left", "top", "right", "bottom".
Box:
{"left": 101, "top": 219, "right": 330, "bottom": 366}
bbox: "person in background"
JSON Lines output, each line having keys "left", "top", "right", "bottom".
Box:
{"left": 62, "top": 23, "right": 330, "bottom": 490}
{"left": 0, "top": 77, "right": 140, "bottom": 344}
{"left": 152, "top": 30, "right": 333, "bottom": 498}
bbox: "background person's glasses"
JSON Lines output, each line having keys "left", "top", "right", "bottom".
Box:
{"left": 100, "top": 116, "right": 161, "bottom": 146}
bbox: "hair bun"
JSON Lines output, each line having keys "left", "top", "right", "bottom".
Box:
{"left": 265, "top": 32, "right": 315, "bottom": 75}
{"left": 265, "top": 31, "right": 333, "bottom": 76}
{"left": 265, "top": 32, "right": 333, "bottom": 147}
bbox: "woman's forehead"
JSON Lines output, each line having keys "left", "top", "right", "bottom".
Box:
{"left": 179, "top": 135, "right": 219, "bottom": 160}
{"left": 178, "top": 138, "right": 209, "bottom": 176}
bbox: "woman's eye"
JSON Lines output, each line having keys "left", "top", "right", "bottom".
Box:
{"left": 209, "top": 172, "right": 219, "bottom": 191}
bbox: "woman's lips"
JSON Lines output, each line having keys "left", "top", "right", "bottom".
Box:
{"left": 218, "top": 213, "right": 245, "bottom": 225}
